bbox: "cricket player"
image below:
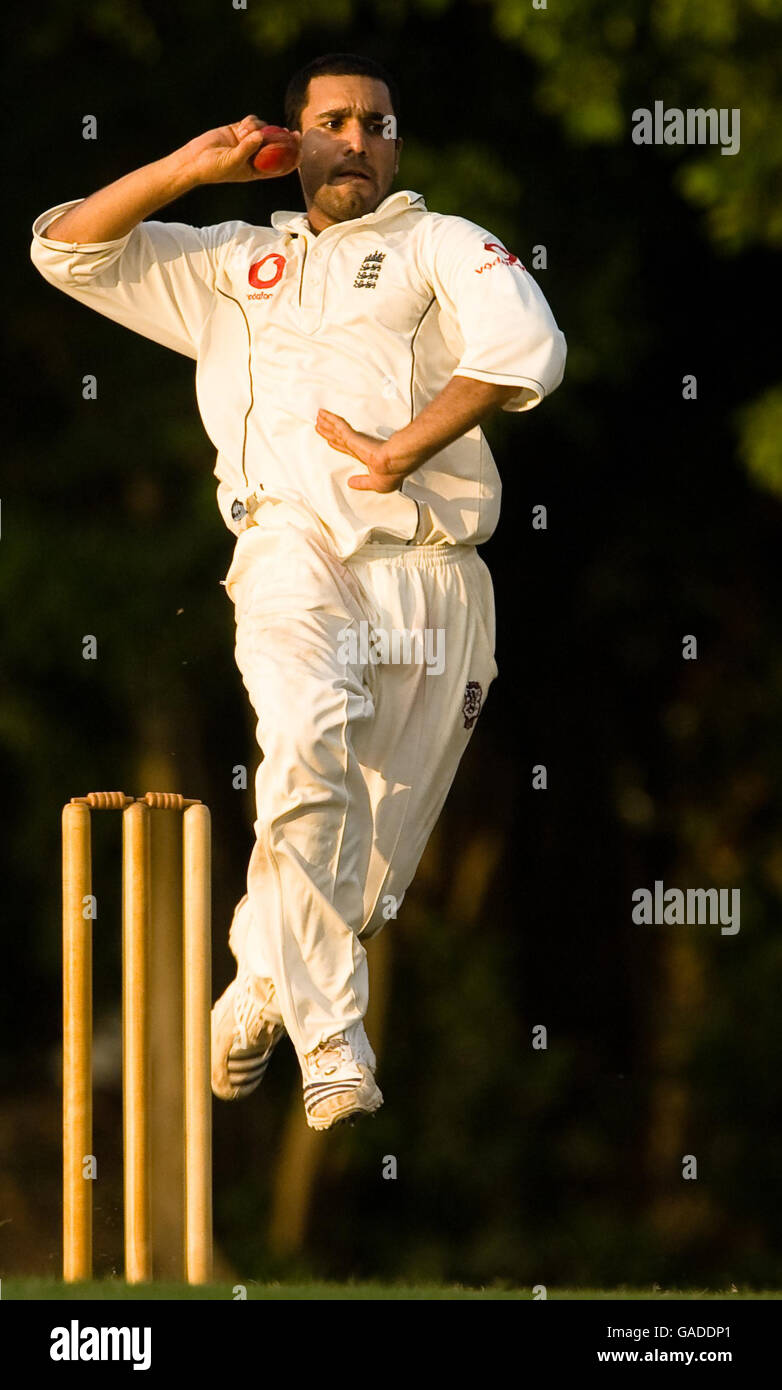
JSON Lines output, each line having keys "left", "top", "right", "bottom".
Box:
{"left": 31, "top": 53, "right": 566, "bottom": 1131}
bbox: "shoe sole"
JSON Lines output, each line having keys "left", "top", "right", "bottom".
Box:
{"left": 305, "top": 1086, "right": 384, "bottom": 1132}
{"left": 308, "top": 1106, "right": 381, "bottom": 1132}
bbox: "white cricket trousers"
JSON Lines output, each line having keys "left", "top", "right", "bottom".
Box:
{"left": 222, "top": 500, "right": 498, "bottom": 1067}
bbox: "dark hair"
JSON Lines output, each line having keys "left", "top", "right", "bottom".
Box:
{"left": 284, "top": 52, "right": 400, "bottom": 133}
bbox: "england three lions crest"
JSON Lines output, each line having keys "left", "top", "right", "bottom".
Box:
{"left": 354, "top": 250, "right": 386, "bottom": 289}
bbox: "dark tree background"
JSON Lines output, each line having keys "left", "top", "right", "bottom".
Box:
{"left": 2, "top": 0, "right": 781, "bottom": 1288}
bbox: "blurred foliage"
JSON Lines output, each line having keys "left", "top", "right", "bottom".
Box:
{"left": 3, "top": 0, "right": 782, "bottom": 1287}
{"left": 736, "top": 387, "right": 782, "bottom": 495}
{"left": 487, "top": 0, "right": 782, "bottom": 253}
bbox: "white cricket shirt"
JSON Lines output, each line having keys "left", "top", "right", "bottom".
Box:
{"left": 30, "top": 188, "right": 566, "bottom": 559}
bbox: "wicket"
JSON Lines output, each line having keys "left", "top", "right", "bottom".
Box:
{"left": 62, "top": 790, "right": 212, "bottom": 1285}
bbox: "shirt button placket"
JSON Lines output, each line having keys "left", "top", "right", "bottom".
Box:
{"left": 301, "top": 241, "right": 327, "bottom": 331}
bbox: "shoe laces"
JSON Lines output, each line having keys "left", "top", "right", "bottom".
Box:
{"left": 309, "top": 1033, "right": 351, "bottom": 1077}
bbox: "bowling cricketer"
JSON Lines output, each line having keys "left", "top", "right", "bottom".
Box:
{"left": 31, "top": 53, "right": 566, "bottom": 1130}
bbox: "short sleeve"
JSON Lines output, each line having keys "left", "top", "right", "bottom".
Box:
{"left": 417, "top": 213, "right": 566, "bottom": 410}
{"left": 30, "top": 200, "right": 241, "bottom": 359}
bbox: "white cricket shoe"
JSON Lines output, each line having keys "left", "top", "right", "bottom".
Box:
{"left": 302, "top": 1022, "right": 383, "bottom": 1131}
{"left": 211, "top": 970, "right": 285, "bottom": 1101}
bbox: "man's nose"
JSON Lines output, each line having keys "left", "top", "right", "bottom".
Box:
{"left": 342, "top": 119, "right": 370, "bottom": 155}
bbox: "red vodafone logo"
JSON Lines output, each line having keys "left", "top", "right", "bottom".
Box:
{"left": 483, "top": 241, "right": 523, "bottom": 267}
{"left": 248, "top": 253, "right": 286, "bottom": 289}
{"left": 474, "top": 241, "right": 526, "bottom": 274}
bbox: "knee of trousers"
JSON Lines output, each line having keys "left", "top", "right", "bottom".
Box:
{"left": 253, "top": 762, "right": 356, "bottom": 833}
{"left": 250, "top": 682, "right": 372, "bottom": 763}
{"left": 251, "top": 707, "right": 370, "bottom": 819}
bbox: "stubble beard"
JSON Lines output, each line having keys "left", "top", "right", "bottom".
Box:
{"left": 314, "top": 183, "right": 377, "bottom": 223}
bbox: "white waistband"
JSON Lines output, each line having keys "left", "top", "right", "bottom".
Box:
{"left": 347, "top": 542, "right": 474, "bottom": 567}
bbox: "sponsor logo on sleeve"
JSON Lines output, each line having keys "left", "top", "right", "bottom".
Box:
{"left": 475, "top": 241, "right": 525, "bottom": 274}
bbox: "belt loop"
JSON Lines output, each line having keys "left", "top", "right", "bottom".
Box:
{"left": 245, "top": 489, "right": 265, "bottom": 520}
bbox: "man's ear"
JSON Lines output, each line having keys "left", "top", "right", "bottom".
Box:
{"left": 394, "top": 135, "right": 403, "bottom": 172}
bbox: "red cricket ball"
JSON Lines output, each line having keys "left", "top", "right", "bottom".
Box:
{"left": 251, "top": 126, "right": 300, "bottom": 177}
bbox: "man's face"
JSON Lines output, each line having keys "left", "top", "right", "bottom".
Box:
{"left": 296, "top": 74, "right": 402, "bottom": 232}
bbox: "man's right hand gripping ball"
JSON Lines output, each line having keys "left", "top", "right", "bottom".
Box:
{"left": 179, "top": 114, "right": 301, "bottom": 184}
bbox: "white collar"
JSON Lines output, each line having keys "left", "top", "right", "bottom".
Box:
{"left": 270, "top": 188, "right": 426, "bottom": 238}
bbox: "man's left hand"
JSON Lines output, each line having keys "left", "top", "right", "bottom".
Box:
{"left": 315, "top": 409, "right": 413, "bottom": 493}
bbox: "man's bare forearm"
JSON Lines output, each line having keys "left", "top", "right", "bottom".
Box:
{"left": 43, "top": 152, "right": 199, "bottom": 243}
{"left": 316, "top": 375, "right": 523, "bottom": 492}
{"left": 387, "top": 375, "right": 521, "bottom": 474}
{"left": 40, "top": 115, "right": 283, "bottom": 244}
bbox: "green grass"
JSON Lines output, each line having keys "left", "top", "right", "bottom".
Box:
{"left": 3, "top": 1279, "right": 781, "bottom": 1300}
